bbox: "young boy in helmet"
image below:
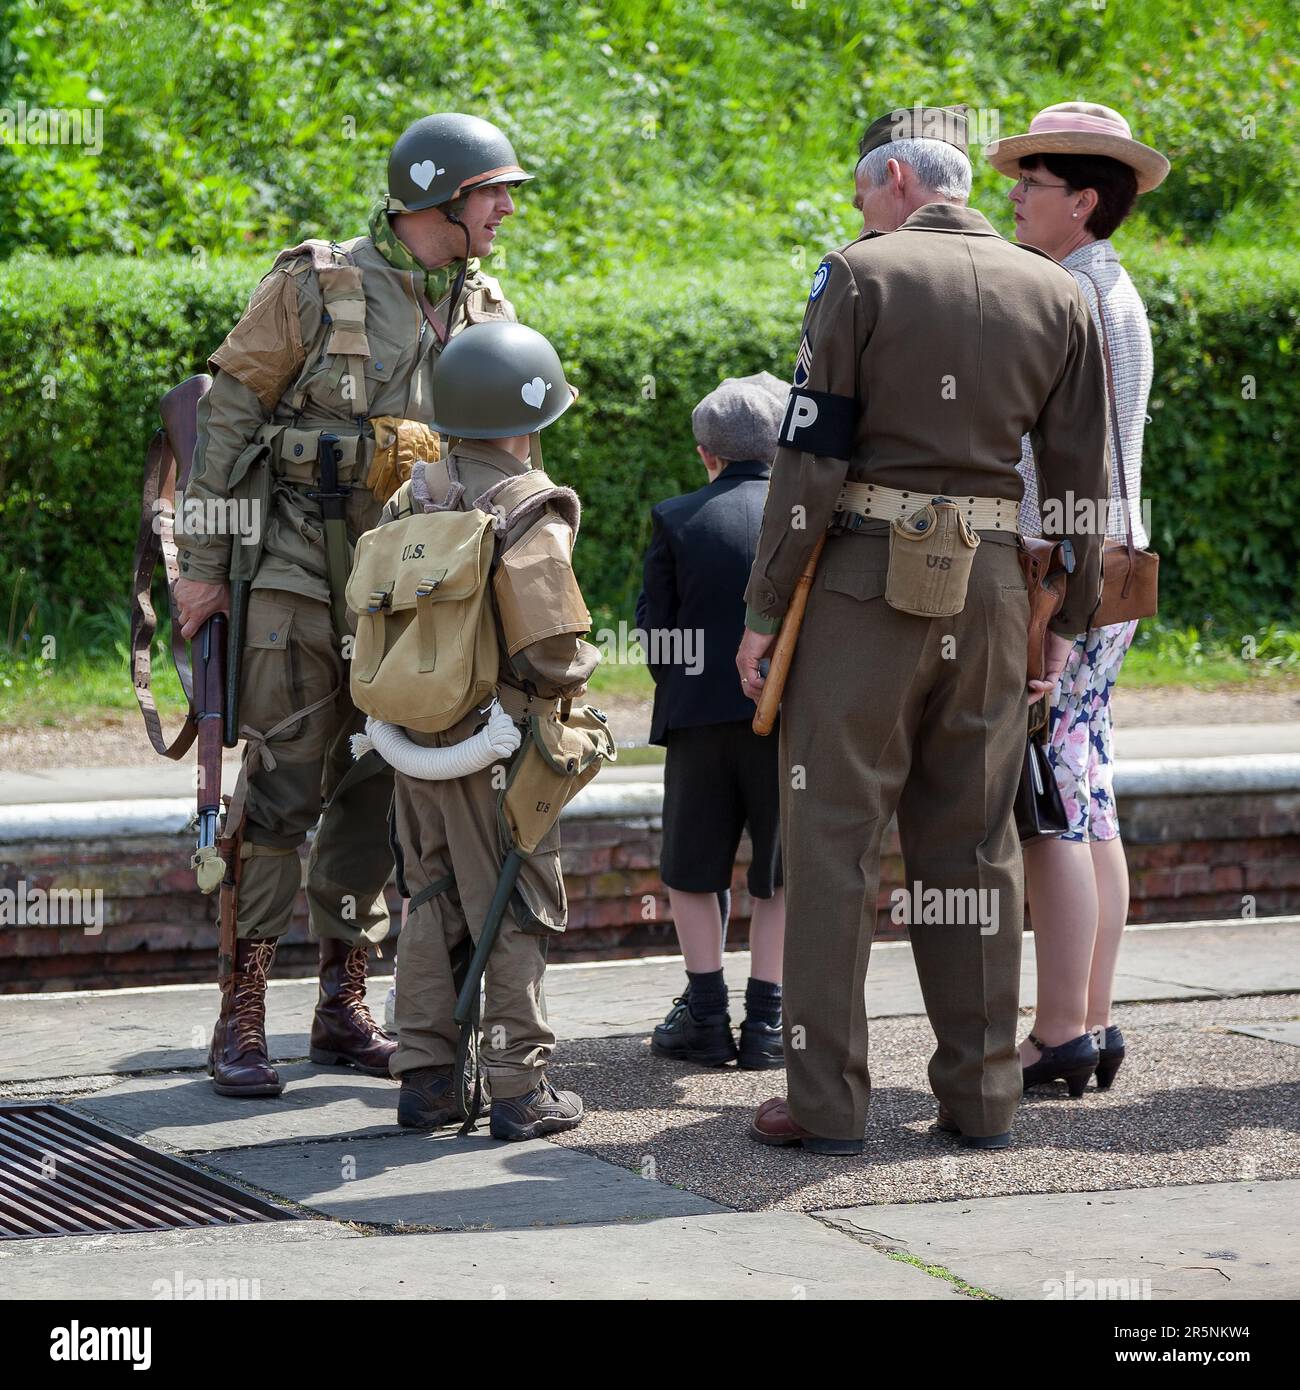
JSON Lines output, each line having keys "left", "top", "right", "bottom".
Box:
{"left": 367, "top": 320, "right": 601, "bottom": 1140}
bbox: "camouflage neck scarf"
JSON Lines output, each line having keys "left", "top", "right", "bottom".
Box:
{"left": 368, "top": 200, "right": 479, "bottom": 305}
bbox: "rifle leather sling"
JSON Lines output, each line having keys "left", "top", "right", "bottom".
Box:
{"left": 130, "top": 375, "right": 213, "bottom": 759}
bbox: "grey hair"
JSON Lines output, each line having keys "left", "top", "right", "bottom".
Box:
{"left": 856, "top": 137, "right": 972, "bottom": 201}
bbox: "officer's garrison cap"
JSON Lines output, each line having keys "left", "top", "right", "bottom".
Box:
{"left": 857, "top": 105, "right": 969, "bottom": 163}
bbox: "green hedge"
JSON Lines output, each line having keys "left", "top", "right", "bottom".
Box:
{"left": 1, "top": 244, "right": 1296, "bottom": 648}
{"left": 5, "top": 0, "right": 1297, "bottom": 264}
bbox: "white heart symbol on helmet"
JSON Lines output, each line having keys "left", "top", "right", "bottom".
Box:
{"left": 521, "top": 377, "right": 551, "bottom": 409}
{"left": 409, "top": 159, "right": 444, "bottom": 191}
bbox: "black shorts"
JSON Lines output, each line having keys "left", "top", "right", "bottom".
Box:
{"left": 660, "top": 720, "right": 783, "bottom": 898}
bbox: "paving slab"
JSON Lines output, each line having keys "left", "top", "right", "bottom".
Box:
{"left": 5, "top": 919, "right": 1298, "bottom": 1083}
{"left": 70, "top": 1064, "right": 401, "bottom": 1152}
{"left": 1227, "top": 1021, "right": 1300, "bottom": 1047}
{"left": 200, "top": 1127, "right": 723, "bottom": 1230}
{"left": 0, "top": 977, "right": 389, "bottom": 1082}
{"left": 817, "top": 1179, "right": 1300, "bottom": 1301}
{"left": 1104, "top": 920, "right": 1300, "bottom": 999}
{"left": 1112, "top": 722, "right": 1295, "bottom": 760}
{"left": 0, "top": 1210, "right": 959, "bottom": 1300}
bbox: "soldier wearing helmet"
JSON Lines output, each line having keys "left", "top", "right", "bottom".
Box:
{"left": 367, "top": 321, "right": 602, "bottom": 1140}
{"left": 171, "top": 114, "right": 530, "bottom": 1101}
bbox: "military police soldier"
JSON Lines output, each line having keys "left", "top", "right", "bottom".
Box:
{"left": 172, "top": 114, "right": 530, "bottom": 1098}
{"left": 739, "top": 106, "right": 1108, "bottom": 1153}
{"left": 362, "top": 322, "right": 602, "bottom": 1139}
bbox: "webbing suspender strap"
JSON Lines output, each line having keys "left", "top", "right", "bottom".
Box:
{"left": 284, "top": 242, "right": 372, "bottom": 418}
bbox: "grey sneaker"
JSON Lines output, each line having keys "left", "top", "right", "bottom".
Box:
{"left": 489, "top": 1077, "right": 584, "bottom": 1141}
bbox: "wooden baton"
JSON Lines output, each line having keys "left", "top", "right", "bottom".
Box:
{"left": 752, "top": 533, "right": 826, "bottom": 736}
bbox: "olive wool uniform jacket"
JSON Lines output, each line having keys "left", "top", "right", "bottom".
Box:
{"left": 743, "top": 202, "right": 1109, "bottom": 638}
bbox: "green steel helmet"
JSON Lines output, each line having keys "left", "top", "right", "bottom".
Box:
{"left": 430, "top": 322, "right": 578, "bottom": 438}
{"left": 387, "top": 113, "right": 532, "bottom": 213}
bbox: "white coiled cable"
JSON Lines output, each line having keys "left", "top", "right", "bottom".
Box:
{"left": 349, "top": 700, "right": 521, "bottom": 780}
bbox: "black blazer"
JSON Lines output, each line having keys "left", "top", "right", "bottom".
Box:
{"left": 636, "top": 460, "right": 771, "bottom": 745}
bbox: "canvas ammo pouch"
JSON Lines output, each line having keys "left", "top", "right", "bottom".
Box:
{"left": 500, "top": 704, "right": 617, "bottom": 856}
{"left": 345, "top": 507, "right": 499, "bottom": 733}
{"left": 885, "top": 498, "right": 980, "bottom": 618}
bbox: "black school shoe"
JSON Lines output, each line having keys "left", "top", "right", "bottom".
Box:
{"left": 489, "top": 1078, "right": 584, "bottom": 1142}
{"left": 738, "top": 1017, "right": 784, "bottom": 1069}
{"left": 652, "top": 995, "right": 739, "bottom": 1067}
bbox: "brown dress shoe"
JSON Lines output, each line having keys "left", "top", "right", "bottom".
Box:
{"left": 309, "top": 939, "right": 398, "bottom": 1077}
{"left": 748, "top": 1096, "right": 862, "bottom": 1155}
{"left": 934, "top": 1104, "right": 1013, "bottom": 1150}
{"left": 208, "top": 939, "right": 284, "bottom": 1098}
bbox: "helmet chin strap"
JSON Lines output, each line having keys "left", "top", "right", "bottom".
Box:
{"left": 528, "top": 432, "right": 543, "bottom": 470}
{"left": 442, "top": 207, "right": 473, "bottom": 330}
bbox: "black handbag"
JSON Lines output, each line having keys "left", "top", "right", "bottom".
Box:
{"left": 1015, "top": 719, "right": 1068, "bottom": 844}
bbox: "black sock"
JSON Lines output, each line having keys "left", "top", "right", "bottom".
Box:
{"left": 745, "top": 976, "right": 782, "bottom": 1026}
{"left": 686, "top": 968, "right": 727, "bottom": 1019}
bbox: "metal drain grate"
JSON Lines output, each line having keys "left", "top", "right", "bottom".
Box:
{"left": 0, "top": 1104, "right": 293, "bottom": 1240}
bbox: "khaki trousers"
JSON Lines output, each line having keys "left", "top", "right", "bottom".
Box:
{"left": 389, "top": 753, "right": 566, "bottom": 1098}
{"left": 780, "top": 531, "right": 1028, "bottom": 1141}
{"left": 234, "top": 588, "right": 395, "bottom": 946}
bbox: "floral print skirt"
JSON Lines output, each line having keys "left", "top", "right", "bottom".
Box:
{"left": 1045, "top": 620, "right": 1139, "bottom": 843}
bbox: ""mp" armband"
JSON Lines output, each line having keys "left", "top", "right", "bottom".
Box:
{"left": 777, "top": 389, "right": 856, "bottom": 460}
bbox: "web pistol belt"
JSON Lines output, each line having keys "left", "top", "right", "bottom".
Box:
{"left": 255, "top": 422, "right": 369, "bottom": 486}
{"left": 834, "top": 481, "right": 1020, "bottom": 535}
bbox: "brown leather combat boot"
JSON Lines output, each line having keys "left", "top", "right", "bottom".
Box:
{"left": 309, "top": 939, "right": 397, "bottom": 1077}
{"left": 208, "top": 939, "right": 284, "bottom": 1098}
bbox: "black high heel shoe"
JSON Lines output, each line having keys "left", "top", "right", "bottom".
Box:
{"left": 1021, "top": 1032, "right": 1100, "bottom": 1098}
{"left": 1092, "top": 1025, "right": 1126, "bottom": 1090}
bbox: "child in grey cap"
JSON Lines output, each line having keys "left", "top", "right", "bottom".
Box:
{"left": 691, "top": 371, "right": 789, "bottom": 466}
{"left": 635, "top": 369, "right": 789, "bottom": 1071}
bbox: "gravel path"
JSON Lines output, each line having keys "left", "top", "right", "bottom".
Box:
{"left": 546, "top": 993, "right": 1300, "bottom": 1212}
{"left": 3, "top": 684, "right": 1298, "bottom": 772}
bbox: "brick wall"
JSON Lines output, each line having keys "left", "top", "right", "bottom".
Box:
{"left": 2, "top": 781, "right": 1296, "bottom": 992}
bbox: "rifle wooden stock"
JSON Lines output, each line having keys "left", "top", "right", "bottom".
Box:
{"left": 159, "top": 375, "right": 211, "bottom": 490}
{"left": 752, "top": 533, "right": 826, "bottom": 737}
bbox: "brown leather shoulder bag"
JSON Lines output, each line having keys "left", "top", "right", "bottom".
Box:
{"left": 1075, "top": 268, "right": 1159, "bottom": 628}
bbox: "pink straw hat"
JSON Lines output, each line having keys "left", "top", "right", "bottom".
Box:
{"left": 987, "top": 101, "right": 1170, "bottom": 193}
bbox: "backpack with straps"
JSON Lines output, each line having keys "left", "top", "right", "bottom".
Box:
{"left": 345, "top": 458, "right": 575, "bottom": 734}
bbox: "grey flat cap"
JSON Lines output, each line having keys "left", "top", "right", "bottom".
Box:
{"left": 691, "top": 371, "right": 789, "bottom": 463}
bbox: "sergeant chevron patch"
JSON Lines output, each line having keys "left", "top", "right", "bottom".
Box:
{"left": 792, "top": 334, "right": 813, "bottom": 388}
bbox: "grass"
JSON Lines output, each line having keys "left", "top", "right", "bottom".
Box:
{"left": 9, "top": 0, "right": 1297, "bottom": 265}
{"left": 1123, "top": 623, "right": 1300, "bottom": 687}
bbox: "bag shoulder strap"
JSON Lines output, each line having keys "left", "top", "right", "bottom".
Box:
{"left": 474, "top": 470, "right": 581, "bottom": 537}
{"left": 1074, "top": 267, "right": 1135, "bottom": 556}
{"left": 411, "top": 456, "right": 464, "bottom": 513}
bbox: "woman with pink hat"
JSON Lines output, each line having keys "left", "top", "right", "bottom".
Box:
{"left": 989, "top": 102, "right": 1169, "bottom": 1098}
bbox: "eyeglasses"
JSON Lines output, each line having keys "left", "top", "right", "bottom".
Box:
{"left": 1012, "top": 175, "right": 1072, "bottom": 195}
